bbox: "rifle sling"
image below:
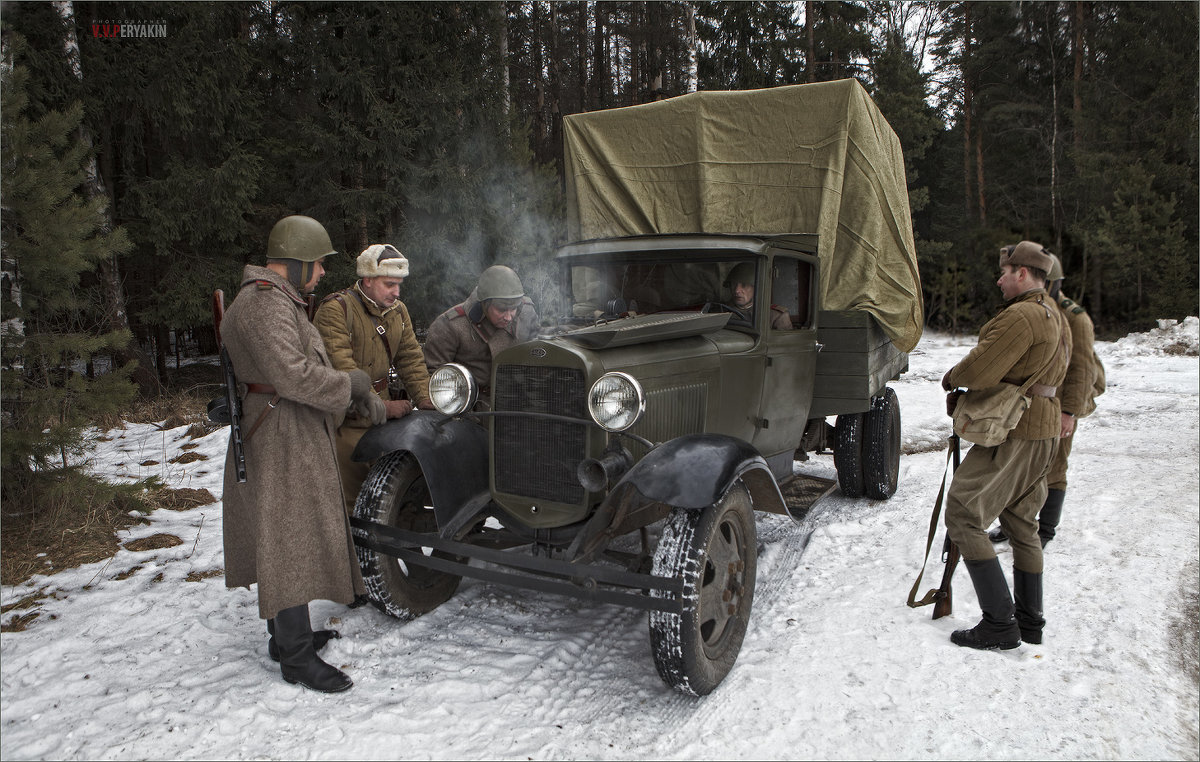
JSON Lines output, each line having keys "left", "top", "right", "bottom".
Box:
{"left": 906, "top": 440, "right": 956, "bottom": 608}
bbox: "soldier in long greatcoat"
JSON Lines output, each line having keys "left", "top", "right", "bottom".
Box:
{"left": 221, "top": 215, "right": 385, "bottom": 693}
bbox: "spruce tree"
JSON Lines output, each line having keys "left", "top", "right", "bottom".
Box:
{"left": 1, "top": 39, "right": 135, "bottom": 494}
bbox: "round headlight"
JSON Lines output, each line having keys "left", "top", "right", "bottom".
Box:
{"left": 429, "top": 363, "right": 477, "bottom": 415}
{"left": 587, "top": 372, "right": 645, "bottom": 432}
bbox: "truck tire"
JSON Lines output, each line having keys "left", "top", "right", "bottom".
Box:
{"left": 863, "top": 387, "right": 901, "bottom": 499}
{"left": 649, "top": 481, "right": 757, "bottom": 696}
{"left": 834, "top": 413, "right": 864, "bottom": 497}
{"left": 354, "top": 451, "right": 462, "bottom": 620}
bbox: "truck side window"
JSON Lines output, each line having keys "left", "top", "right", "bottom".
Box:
{"left": 772, "top": 258, "right": 813, "bottom": 329}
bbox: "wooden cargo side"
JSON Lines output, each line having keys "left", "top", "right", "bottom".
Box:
{"left": 810, "top": 310, "right": 908, "bottom": 417}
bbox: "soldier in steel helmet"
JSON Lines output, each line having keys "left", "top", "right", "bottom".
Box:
{"left": 422, "top": 265, "right": 539, "bottom": 408}
{"left": 940, "top": 241, "right": 1071, "bottom": 651}
{"left": 726, "top": 262, "right": 792, "bottom": 330}
{"left": 314, "top": 244, "right": 436, "bottom": 519}
{"left": 219, "top": 215, "right": 386, "bottom": 693}
{"left": 989, "top": 252, "right": 1105, "bottom": 549}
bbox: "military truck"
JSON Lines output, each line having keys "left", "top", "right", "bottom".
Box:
{"left": 349, "top": 79, "right": 923, "bottom": 696}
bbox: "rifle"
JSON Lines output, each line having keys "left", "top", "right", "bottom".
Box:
{"left": 210, "top": 289, "right": 247, "bottom": 483}
{"left": 306, "top": 293, "right": 317, "bottom": 322}
{"left": 931, "top": 434, "right": 962, "bottom": 619}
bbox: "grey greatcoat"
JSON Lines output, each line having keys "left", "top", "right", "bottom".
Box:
{"left": 220, "top": 265, "right": 365, "bottom": 619}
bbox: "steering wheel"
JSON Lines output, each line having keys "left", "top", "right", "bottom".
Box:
{"left": 701, "top": 301, "right": 751, "bottom": 324}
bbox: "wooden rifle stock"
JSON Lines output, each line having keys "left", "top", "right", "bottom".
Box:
{"left": 931, "top": 434, "right": 962, "bottom": 619}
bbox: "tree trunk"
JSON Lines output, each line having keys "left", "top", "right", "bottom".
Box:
{"left": 550, "top": 2, "right": 564, "bottom": 188}
{"left": 806, "top": 1, "right": 816, "bottom": 83}
{"left": 592, "top": 2, "right": 606, "bottom": 109}
{"left": 53, "top": 0, "right": 162, "bottom": 396}
{"left": 962, "top": 4, "right": 975, "bottom": 221}
{"left": 499, "top": 1, "right": 511, "bottom": 129}
{"left": 685, "top": 1, "right": 698, "bottom": 93}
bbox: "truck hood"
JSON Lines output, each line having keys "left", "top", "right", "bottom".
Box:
{"left": 556, "top": 311, "right": 731, "bottom": 349}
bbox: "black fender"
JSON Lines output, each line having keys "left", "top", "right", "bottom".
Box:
{"left": 610, "top": 433, "right": 786, "bottom": 513}
{"left": 351, "top": 411, "right": 489, "bottom": 530}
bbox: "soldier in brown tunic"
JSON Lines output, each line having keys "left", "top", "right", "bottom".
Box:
{"left": 990, "top": 253, "right": 1104, "bottom": 548}
{"left": 423, "top": 265, "right": 539, "bottom": 408}
{"left": 941, "top": 241, "right": 1071, "bottom": 650}
{"left": 314, "top": 244, "right": 435, "bottom": 518}
{"left": 221, "top": 215, "right": 385, "bottom": 692}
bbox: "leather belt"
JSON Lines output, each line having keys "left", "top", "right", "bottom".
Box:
{"left": 372, "top": 378, "right": 388, "bottom": 393}
{"left": 1029, "top": 383, "right": 1057, "bottom": 398}
{"left": 245, "top": 383, "right": 277, "bottom": 395}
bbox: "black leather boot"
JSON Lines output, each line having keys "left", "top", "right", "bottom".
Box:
{"left": 951, "top": 558, "right": 1021, "bottom": 650}
{"left": 988, "top": 526, "right": 1008, "bottom": 543}
{"left": 267, "top": 618, "right": 341, "bottom": 663}
{"left": 1013, "top": 568, "right": 1045, "bottom": 644}
{"left": 274, "top": 604, "right": 353, "bottom": 693}
{"left": 1038, "top": 489, "right": 1066, "bottom": 548}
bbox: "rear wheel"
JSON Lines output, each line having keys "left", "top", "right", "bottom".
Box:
{"left": 834, "top": 413, "right": 864, "bottom": 497}
{"left": 649, "top": 482, "right": 757, "bottom": 696}
{"left": 355, "top": 451, "right": 462, "bottom": 619}
{"left": 863, "top": 387, "right": 901, "bottom": 499}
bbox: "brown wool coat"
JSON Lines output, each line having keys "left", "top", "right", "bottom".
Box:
{"left": 946, "top": 289, "right": 1072, "bottom": 440}
{"left": 313, "top": 283, "right": 432, "bottom": 427}
{"left": 220, "top": 265, "right": 364, "bottom": 619}
{"left": 423, "top": 290, "right": 539, "bottom": 390}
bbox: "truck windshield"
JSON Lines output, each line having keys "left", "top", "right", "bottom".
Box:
{"left": 569, "top": 257, "right": 759, "bottom": 320}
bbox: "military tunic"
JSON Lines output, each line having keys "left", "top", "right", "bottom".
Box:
{"left": 220, "top": 265, "right": 364, "bottom": 620}
{"left": 1049, "top": 296, "right": 1102, "bottom": 489}
{"left": 314, "top": 283, "right": 432, "bottom": 515}
{"left": 422, "top": 290, "right": 539, "bottom": 395}
{"left": 944, "top": 289, "right": 1071, "bottom": 573}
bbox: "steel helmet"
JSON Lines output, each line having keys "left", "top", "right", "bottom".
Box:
{"left": 725, "top": 262, "right": 756, "bottom": 288}
{"left": 476, "top": 265, "right": 525, "bottom": 304}
{"left": 266, "top": 215, "right": 336, "bottom": 291}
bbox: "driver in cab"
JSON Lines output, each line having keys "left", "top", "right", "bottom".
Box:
{"left": 726, "top": 262, "right": 791, "bottom": 330}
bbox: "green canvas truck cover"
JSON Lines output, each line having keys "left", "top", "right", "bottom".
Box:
{"left": 563, "top": 78, "right": 923, "bottom": 352}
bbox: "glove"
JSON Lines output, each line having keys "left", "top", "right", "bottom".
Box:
{"left": 357, "top": 394, "right": 387, "bottom": 426}
{"left": 347, "top": 369, "right": 387, "bottom": 426}
{"left": 946, "top": 389, "right": 964, "bottom": 418}
{"left": 941, "top": 369, "right": 954, "bottom": 391}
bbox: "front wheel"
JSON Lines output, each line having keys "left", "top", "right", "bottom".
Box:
{"left": 649, "top": 481, "right": 757, "bottom": 696}
{"left": 354, "top": 451, "right": 462, "bottom": 620}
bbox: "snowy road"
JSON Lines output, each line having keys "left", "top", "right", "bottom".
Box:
{"left": 2, "top": 320, "right": 1197, "bottom": 760}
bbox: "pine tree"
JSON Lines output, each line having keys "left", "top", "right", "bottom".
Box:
{"left": 1, "top": 37, "right": 135, "bottom": 494}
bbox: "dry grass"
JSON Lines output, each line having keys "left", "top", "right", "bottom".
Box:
{"left": 0, "top": 471, "right": 213, "bottom": 589}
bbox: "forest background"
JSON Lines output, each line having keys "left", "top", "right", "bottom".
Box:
{"left": 0, "top": 2, "right": 1197, "bottom": 520}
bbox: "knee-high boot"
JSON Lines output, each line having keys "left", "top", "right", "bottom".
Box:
{"left": 1013, "top": 568, "right": 1045, "bottom": 644}
{"left": 950, "top": 558, "right": 1021, "bottom": 650}
{"left": 273, "top": 604, "right": 353, "bottom": 693}
{"left": 267, "top": 618, "right": 341, "bottom": 663}
{"left": 1038, "top": 489, "right": 1066, "bottom": 547}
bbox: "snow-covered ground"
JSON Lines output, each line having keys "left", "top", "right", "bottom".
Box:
{"left": 2, "top": 318, "right": 1198, "bottom": 761}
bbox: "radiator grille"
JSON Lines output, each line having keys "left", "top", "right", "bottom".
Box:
{"left": 493, "top": 365, "right": 588, "bottom": 505}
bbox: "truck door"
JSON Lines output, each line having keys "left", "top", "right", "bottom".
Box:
{"left": 753, "top": 253, "right": 819, "bottom": 459}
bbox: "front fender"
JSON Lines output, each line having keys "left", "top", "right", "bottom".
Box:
{"left": 352, "top": 411, "right": 489, "bottom": 530}
{"left": 612, "top": 433, "right": 786, "bottom": 513}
